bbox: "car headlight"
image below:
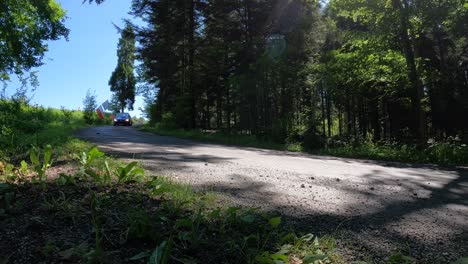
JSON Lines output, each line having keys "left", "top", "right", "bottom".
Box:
{"left": 114, "top": 119, "right": 117, "bottom": 121}
{"left": 125, "top": 119, "right": 129, "bottom": 122}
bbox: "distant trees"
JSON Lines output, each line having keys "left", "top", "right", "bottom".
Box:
{"left": 133, "top": 0, "right": 323, "bottom": 137}
{"left": 321, "top": 0, "right": 468, "bottom": 144}
{"left": 120, "top": 0, "right": 468, "bottom": 145}
{"left": 109, "top": 22, "right": 136, "bottom": 113}
{"left": 83, "top": 89, "right": 98, "bottom": 124}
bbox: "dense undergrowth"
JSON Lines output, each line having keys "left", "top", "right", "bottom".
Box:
{"left": 0, "top": 141, "right": 342, "bottom": 264}
{"left": 142, "top": 125, "right": 468, "bottom": 166}
{"left": 0, "top": 99, "right": 112, "bottom": 162}
{"left": 0, "top": 99, "right": 85, "bottom": 161}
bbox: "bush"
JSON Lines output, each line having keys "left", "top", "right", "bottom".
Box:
{"left": 303, "top": 128, "right": 326, "bottom": 149}
{"left": 159, "top": 112, "right": 177, "bottom": 130}
{"left": 0, "top": 99, "right": 86, "bottom": 162}
{"left": 83, "top": 90, "right": 98, "bottom": 125}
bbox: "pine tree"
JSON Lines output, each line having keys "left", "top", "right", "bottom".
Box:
{"left": 109, "top": 22, "right": 136, "bottom": 113}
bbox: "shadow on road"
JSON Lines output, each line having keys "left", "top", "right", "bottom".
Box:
{"left": 192, "top": 168, "right": 468, "bottom": 263}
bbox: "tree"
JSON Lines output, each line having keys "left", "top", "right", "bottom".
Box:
{"left": 0, "top": 0, "right": 68, "bottom": 81}
{"left": 109, "top": 22, "right": 136, "bottom": 113}
{"left": 83, "top": 89, "right": 98, "bottom": 124}
{"left": 97, "top": 0, "right": 468, "bottom": 145}
{"left": 312, "top": 0, "right": 468, "bottom": 144}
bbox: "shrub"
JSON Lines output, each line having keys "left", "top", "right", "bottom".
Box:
{"left": 83, "top": 89, "right": 98, "bottom": 125}
{"left": 0, "top": 99, "right": 86, "bottom": 161}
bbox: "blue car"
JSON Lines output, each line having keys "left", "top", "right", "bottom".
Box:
{"left": 113, "top": 113, "right": 133, "bottom": 126}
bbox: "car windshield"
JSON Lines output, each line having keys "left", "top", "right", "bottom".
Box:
{"left": 116, "top": 113, "right": 129, "bottom": 118}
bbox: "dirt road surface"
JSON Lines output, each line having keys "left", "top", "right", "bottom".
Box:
{"left": 78, "top": 126, "right": 468, "bottom": 263}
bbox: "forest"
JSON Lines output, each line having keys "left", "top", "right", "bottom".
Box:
{"left": 126, "top": 0, "right": 468, "bottom": 150}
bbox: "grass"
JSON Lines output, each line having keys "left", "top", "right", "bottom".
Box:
{"left": 314, "top": 140, "right": 468, "bottom": 166}
{"left": 141, "top": 125, "right": 468, "bottom": 166}
{"left": 0, "top": 140, "right": 343, "bottom": 264}
{"left": 140, "top": 126, "right": 294, "bottom": 151}
{"left": 0, "top": 99, "right": 90, "bottom": 162}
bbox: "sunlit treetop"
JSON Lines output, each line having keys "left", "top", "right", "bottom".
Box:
{"left": 0, "top": 0, "right": 69, "bottom": 81}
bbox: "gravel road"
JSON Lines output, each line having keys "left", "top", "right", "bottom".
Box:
{"left": 78, "top": 126, "right": 468, "bottom": 263}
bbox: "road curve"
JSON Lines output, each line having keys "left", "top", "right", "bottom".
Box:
{"left": 77, "top": 126, "right": 468, "bottom": 263}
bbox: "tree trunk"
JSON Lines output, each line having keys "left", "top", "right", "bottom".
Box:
{"left": 326, "top": 91, "right": 332, "bottom": 137}
{"left": 395, "top": 0, "right": 427, "bottom": 144}
{"left": 188, "top": 0, "right": 196, "bottom": 129}
{"left": 321, "top": 85, "right": 326, "bottom": 136}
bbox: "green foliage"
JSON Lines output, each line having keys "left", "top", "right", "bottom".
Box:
{"left": 0, "top": 99, "right": 87, "bottom": 162}
{"left": 132, "top": 0, "right": 468, "bottom": 155}
{"left": 148, "top": 241, "right": 171, "bottom": 264}
{"left": 159, "top": 112, "right": 177, "bottom": 130}
{"left": 0, "top": 0, "right": 68, "bottom": 81}
{"left": 144, "top": 126, "right": 468, "bottom": 165}
{"left": 115, "top": 161, "right": 145, "bottom": 183}
{"left": 29, "top": 145, "right": 53, "bottom": 184}
{"left": 142, "top": 126, "right": 287, "bottom": 151}
{"left": 316, "top": 138, "right": 468, "bottom": 165}
{"left": 56, "top": 173, "right": 77, "bottom": 186}
{"left": 256, "top": 233, "right": 339, "bottom": 264}
{"left": 83, "top": 90, "right": 98, "bottom": 125}
{"left": 78, "top": 147, "right": 105, "bottom": 169}
{"left": 109, "top": 22, "right": 136, "bottom": 112}
{"left": 76, "top": 146, "right": 145, "bottom": 185}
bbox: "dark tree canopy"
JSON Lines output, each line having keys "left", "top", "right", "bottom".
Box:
{"left": 109, "top": 22, "right": 136, "bottom": 113}
{"left": 129, "top": 0, "right": 468, "bottom": 145}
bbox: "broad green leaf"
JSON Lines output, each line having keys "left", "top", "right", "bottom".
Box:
{"left": 124, "top": 161, "right": 138, "bottom": 174}
{"left": 269, "top": 216, "right": 281, "bottom": 228}
{"left": 20, "top": 160, "right": 28, "bottom": 172}
{"left": 148, "top": 240, "right": 171, "bottom": 264}
{"left": 270, "top": 253, "right": 288, "bottom": 261}
{"left": 29, "top": 146, "right": 40, "bottom": 166}
{"left": 300, "top": 233, "right": 315, "bottom": 242}
{"left": 43, "top": 145, "right": 53, "bottom": 168}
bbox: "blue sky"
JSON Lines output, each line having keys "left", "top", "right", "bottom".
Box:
{"left": 5, "top": 0, "right": 145, "bottom": 117}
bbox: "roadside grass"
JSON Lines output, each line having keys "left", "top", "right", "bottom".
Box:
{"left": 141, "top": 125, "right": 468, "bottom": 166}
{"left": 0, "top": 99, "right": 89, "bottom": 162}
{"left": 140, "top": 126, "right": 289, "bottom": 151}
{"left": 0, "top": 140, "right": 343, "bottom": 264}
{"left": 314, "top": 140, "right": 468, "bottom": 166}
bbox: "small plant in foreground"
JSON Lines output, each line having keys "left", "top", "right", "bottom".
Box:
{"left": 56, "top": 173, "right": 77, "bottom": 186}
{"left": 88, "top": 189, "right": 105, "bottom": 262}
{"left": 148, "top": 240, "right": 172, "bottom": 264}
{"left": 77, "top": 146, "right": 105, "bottom": 169}
{"left": 29, "top": 145, "right": 52, "bottom": 185}
{"left": 115, "top": 161, "right": 145, "bottom": 183}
